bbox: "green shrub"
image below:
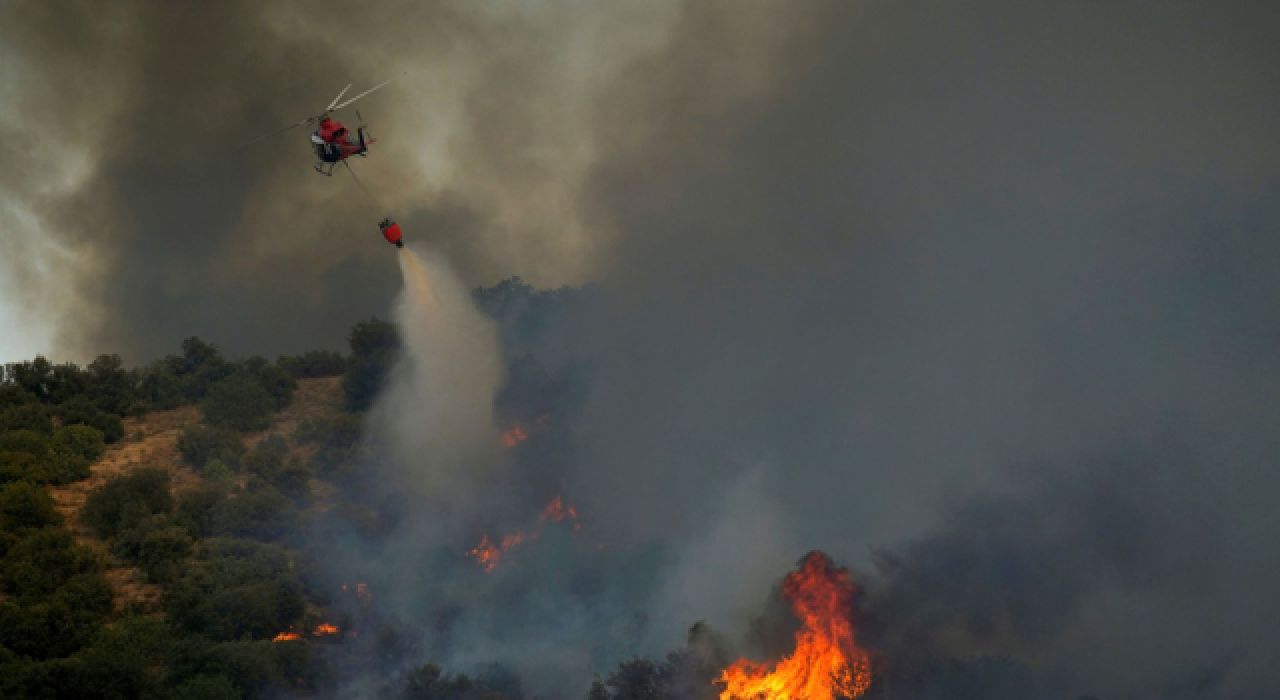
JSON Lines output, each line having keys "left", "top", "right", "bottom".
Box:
{"left": 26, "top": 453, "right": 91, "bottom": 485}
{"left": 0, "top": 429, "right": 51, "bottom": 456}
{"left": 53, "top": 424, "right": 106, "bottom": 462}
{"left": 0, "top": 481, "right": 61, "bottom": 531}
{"left": 278, "top": 350, "right": 347, "bottom": 379}
{"left": 274, "top": 459, "right": 313, "bottom": 504}
{"left": 172, "top": 674, "right": 244, "bottom": 700}
{"left": 54, "top": 396, "right": 125, "bottom": 443}
{"left": 178, "top": 424, "right": 246, "bottom": 469}
{"left": 342, "top": 318, "right": 401, "bottom": 412}
{"left": 209, "top": 482, "right": 297, "bottom": 541}
{"left": 243, "top": 437, "right": 288, "bottom": 481}
{"left": 0, "top": 452, "right": 37, "bottom": 483}
{"left": 244, "top": 356, "right": 297, "bottom": 409}
{"left": 114, "top": 519, "right": 192, "bottom": 583}
{"left": 0, "top": 529, "right": 100, "bottom": 599}
{"left": 164, "top": 539, "right": 305, "bottom": 641}
{"left": 173, "top": 485, "right": 228, "bottom": 539}
{"left": 81, "top": 468, "right": 172, "bottom": 539}
{"left": 201, "top": 373, "right": 275, "bottom": 432}
{"left": 293, "top": 415, "right": 363, "bottom": 448}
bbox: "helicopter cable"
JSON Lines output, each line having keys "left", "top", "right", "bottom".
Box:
{"left": 344, "top": 160, "right": 384, "bottom": 211}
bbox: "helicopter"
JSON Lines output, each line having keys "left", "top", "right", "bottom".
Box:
{"left": 243, "top": 78, "right": 396, "bottom": 176}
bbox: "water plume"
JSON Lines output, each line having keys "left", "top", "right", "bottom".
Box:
{"left": 374, "top": 246, "right": 503, "bottom": 510}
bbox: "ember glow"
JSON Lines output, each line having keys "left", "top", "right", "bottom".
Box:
{"left": 540, "top": 494, "right": 581, "bottom": 531}
{"left": 500, "top": 424, "right": 529, "bottom": 448}
{"left": 467, "top": 533, "right": 526, "bottom": 572}
{"left": 272, "top": 632, "right": 302, "bottom": 642}
{"left": 467, "top": 493, "right": 581, "bottom": 571}
{"left": 315, "top": 623, "right": 340, "bottom": 636}
{"left": 499, "top": 415, "right": 552, "bottom": 448}
{"left": 717, "top": 552, "right": 873, "bottom": 700}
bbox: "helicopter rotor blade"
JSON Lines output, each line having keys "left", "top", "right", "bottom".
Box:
{"left": 234, "top": 116, "right": 319, "bottom": 152}
{"left": 329, "top": 75, "right": 398, "bottom": 112}
{"left": 325, "top": 83, "right": 353, "bottom": 112}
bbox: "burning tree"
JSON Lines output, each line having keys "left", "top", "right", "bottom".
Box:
{"left": 718, "top": 551, "right": 873, "bottom": 700}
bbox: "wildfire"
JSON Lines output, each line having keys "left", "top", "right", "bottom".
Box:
{"left": 540, "top": 494, "right": 581, "bottom": 531}
{"left": 717, "top": 551, "right": 872, "bottom": 700}
{"left": 500, "top": 424, "right": 529, "bottom": 448}
{"left": 273, "top": 632, "right": 301, "bottom": 642}
{"left": 467, "top": 533, "right": 527, "bottom": 572}
{"left": 315, "top": 623, "right": 340, "bottom": 636}
{"left": 499, "top": 414, "right": 552, "bottom": 448}
{"left": 467, "top": 492, "right": 581, "bottom": 571}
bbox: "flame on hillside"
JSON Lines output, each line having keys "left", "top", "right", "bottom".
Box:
{"left": 500, "top": 414, "right": 552, "bottom": 448}
{"left": 466, "top": 492, "right": 581, "bottom": 571}
{"left": 717, "top": 551, "right": 872, "bottom": 700}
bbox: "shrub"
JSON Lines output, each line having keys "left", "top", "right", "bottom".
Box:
{"left": 0, "top": 481, "right": 61, "bottom": 531}
{"left": 342, "top": 318, "right": 401, "bottom": 412}
{"left": 178, "top": 425, "right": 246, "bottom": 470}
{"left": 173, "top": 485, "right": 228, "bottom": 539}
{"left": 274, "top": 459, "right": 313, "bottom": 504}
{"left": 0, "top": 429, "right": 51, "bottom": 456}
{"left": 53, "top": 424, "right": 106, "bottom": 462}
{"left": 243, "top": 437, "right": 288, "bottom": 481}
{"left": 209, "top": 482, "right": 297, "bottom": 541}
{"left": 244, "top": 357, "right": 296, "bottom": 409}
{"left": 0, "top": 529, "right": 100, "bottom": 599}
{"left": 131, "top": 522, "right": 193, "bottom": 583}
{"left": 26, "top": 453, "right": 91, "bottom": 485}
{"left": 0, "top": 452, "right": 37, "bottom": 484}
{"left": 293, "top": 415, "right": 363, "bottom": 448}
{"left": 0, "top": 404, "right": 53, "bottom": 435}
{"left": 201, "top": 373, "right": 275, "bottom": 432}
{"left": 172, "top": 674, "right": 244, "bottom": 700}
{"left": 278, "top": 350, "right": 347, "bottom": 379}
{"left": 82, "top": 468, "right": 173, "bottom": 539}
{"left": 53, "top": 396, "right": 125, "bottom": 443}
{"left": 164, "top": 539, "right": 305, "bottom": 641}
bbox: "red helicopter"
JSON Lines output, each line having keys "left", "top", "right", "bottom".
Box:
{"left": 243, "top": 78, "right": 396, "bottom": 176}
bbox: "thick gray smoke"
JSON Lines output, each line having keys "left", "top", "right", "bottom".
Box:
{"left": 7, "top": 1, "right": 1280, "bottom": 697}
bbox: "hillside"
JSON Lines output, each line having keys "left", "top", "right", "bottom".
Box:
{"left": 46, "top": 377, "right": 343, "bottom": 614}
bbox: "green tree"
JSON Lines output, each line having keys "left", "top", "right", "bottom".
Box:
{"left": 82, "top": 468, "right": 173, "bottom": 539}
{"left": 55, "top": 396, "right": 125, "bottom": 443}
{"left": 0, "top": 481, "right": 61, "bottom": 530}
{"left": 178, "top": 424, "right": 246, "bottom": 469}
{"left": 201, "top": 373, "right": 275, "bottom": 432}
{"left": 342, "top": 318, "right": 401, "bottom": 412}
{"left": 53, "top": 424, "right": 107, "bottom": 462}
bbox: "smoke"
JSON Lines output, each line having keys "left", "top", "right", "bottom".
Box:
{"left": 373, "top": 247, "right": 504, "bottom": 515}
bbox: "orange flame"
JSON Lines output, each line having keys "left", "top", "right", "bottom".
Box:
{"left": 467, "top": 533, "right": 526, "bottom": 572}
{"left": 501, "top": 424, "right": 529, "bottom": 448}
{"left": 272, "top": 632, "right": 302, "bottom": 642}
{"left": 467, "top": 493, "right": 582, "bottom": 572}
{"left": 315, "top": 623, "right": 340, "bottom": 636}
{"left": 717, "top": 552, "right": 872, "bottom": 700}
{"left": 499, "top": 415, "right": 552, "bottom": 448}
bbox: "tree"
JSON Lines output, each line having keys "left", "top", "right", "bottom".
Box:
{"left": 82, "top": 468, "right": 173, "bottom": 539}
{"left": 54, "top": 396, "right": 125, "bottom": 443}
{"left": 0, "top": 481, "right": 62, "bottom": 530}
{"left": 343, "top": 318, "right": 401, "bottom": 412}
{"left": 201, "top": 373, "right": 275, "bottom": 432}
{"left": 53, "top": 424, "right": 107, "bottom": 462}
{"left": 178, "top": 425, "right": 246, "bottom": 469}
